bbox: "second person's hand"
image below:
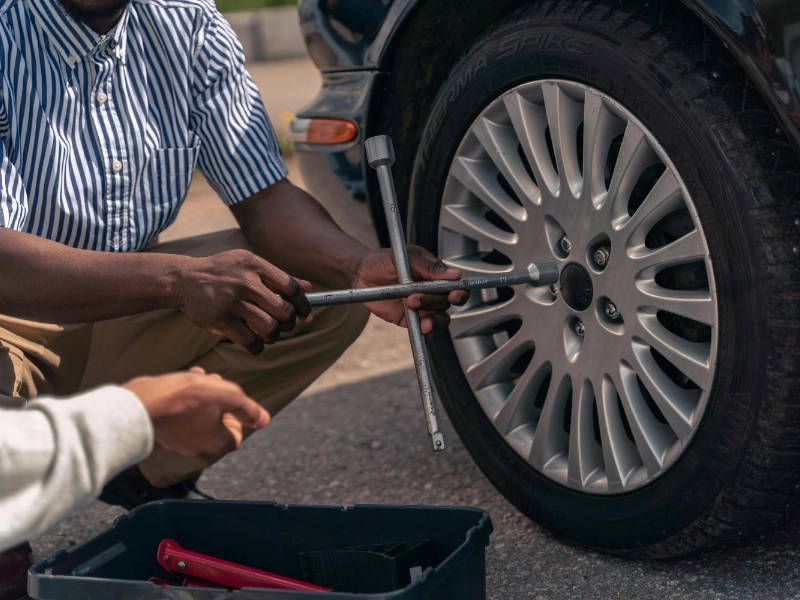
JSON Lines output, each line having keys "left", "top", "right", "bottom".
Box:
{"left": 123, "top": 367, "right": 269, "bottom": 459}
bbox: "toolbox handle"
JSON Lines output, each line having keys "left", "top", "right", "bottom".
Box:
{"left": 157, "top": 539, "right": 332, "bottom": 592}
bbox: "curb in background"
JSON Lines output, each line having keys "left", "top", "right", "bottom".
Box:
{"left": 224, "top": 6, "right": 307, "bottom": 62}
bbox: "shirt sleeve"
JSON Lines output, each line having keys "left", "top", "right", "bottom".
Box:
{"left": 0, "top": 386, "right": 154, "bottom": 552}
{"left": 190, "top": 9, "right": 288, "bottom": 206}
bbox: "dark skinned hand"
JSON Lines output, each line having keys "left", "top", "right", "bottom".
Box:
{"left": 174, "top": 249, "right": 312, "bottom": 355}
{"left": 351, "top": 245, "right": 470, "bottom": 334}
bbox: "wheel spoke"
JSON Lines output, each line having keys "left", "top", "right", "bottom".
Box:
{"left": 443, "top": 256, "right": 513, "bottom": 276}
{"left": 450, "top": 156, "right": 526, "bottom": 224}
{"left": 631, "top": 228, "right": 707, "bottom": 273}
{"left": 449, "top": 297, "right": 520, "bottom": 339}
{"left": 616, "top": 168, "right": 683, "bottom": 235}
{"left": 636, "top": 310, "right": 712, "bottom": 390}
{"left": 529, "top": 370, "right": 571, "bottom": 470}
{"left": 618, "top": 363, "right": 677, "bottom": 476}
{"left": 493, "top": 355, "right": 550, "bottom": 434}
{"left": 583, "top": 92, "right": 626, "bottom": 208}
{"left": 632, "top": 340, "right": 700, "bottom": 440}
{"left": 542, "top": 82, "right": 584, "bottom": 198}
{"left": 472, "top": 115, "right": 540, "bottom": 206}
{"left": 567, "top": 378, "right": 604, "bottom": 488}
{"left": 504, "top": 90, "right": 560, "bottom": 196}
{"left": 439, "top": 204, "right": 519, "bottom": 257}
{"left": 595, "top": 375, "right": 641, "bottom": 491}
{"left": 464, "top": 328, "right": 533, "bottom": 390}
{"left": 607, "top": 121, "right": 659, "bottom": 221}
{"left": 636, "top": 282, "right": 715, "bottom": 325}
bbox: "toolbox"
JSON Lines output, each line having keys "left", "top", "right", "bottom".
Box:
{"left": 28, "top": 501, "right": 493, "bottom": 599}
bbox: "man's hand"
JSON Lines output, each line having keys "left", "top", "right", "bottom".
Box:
{"left": 123, "top": 367, "right": 269, "bottom": 458}
{"left": 352, "top": 246, "right": 470, "bottom": 334}
{"left": 173, "top": 250, "right": 313, "bottom": 355}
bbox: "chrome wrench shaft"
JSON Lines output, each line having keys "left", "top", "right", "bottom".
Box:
{"left": 306, "top": 263, "right": 558, "bottom": 308}
{"left": 365, "top": 135, "right": 445, "bottom": 452}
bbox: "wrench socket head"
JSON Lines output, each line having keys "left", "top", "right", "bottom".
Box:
{"left": 365, "top": 135, "right": 396, "bottom": 168}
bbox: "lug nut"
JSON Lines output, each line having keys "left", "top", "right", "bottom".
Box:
{"left": 574, "top": 320, "right": 585, "bottom": 337}
{"left": 605, "top": 301, "right": 620, "bottom": 320}
{"left": 594, "top": 246, "right": 610, "bottom": 267}
{"left": 560, "top": 235, "right": 571, "bottom": 253}
{"left": 177, "top": 561, "right": 186, "bottom": 571}
{"left": 549, "top": 284, "right": 559, "bottom": 296}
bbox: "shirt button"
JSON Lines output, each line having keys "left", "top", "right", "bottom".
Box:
{"left": 112, "top": 160, "right": 123, "bottom": 173}
{"left": 97, "top": 92, "right": 108, "bottom": 104}
{"left": 67, "top": 56, "right": 76, "bottom": 66}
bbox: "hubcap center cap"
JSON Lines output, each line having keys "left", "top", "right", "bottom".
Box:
{"left": 560, "top": 263, "right": 593, "bottom": 312}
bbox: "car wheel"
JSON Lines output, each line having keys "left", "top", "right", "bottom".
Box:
{"left": 410, "top": 0, "right": 800, "bottom": 557}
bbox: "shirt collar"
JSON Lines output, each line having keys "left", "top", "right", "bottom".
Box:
{"left": 27, "top": 0, "right": 130, "bottom": 66}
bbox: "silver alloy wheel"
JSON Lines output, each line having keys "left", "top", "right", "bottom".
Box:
{"left": 438, "top": 80, "right": 718, "bottom": 494}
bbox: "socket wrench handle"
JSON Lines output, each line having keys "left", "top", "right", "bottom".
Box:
{"left": 306, "top": 262, "right": 558, "bottom": 307}
{"left": 365, "top": 135, "right": 445, "bottom": 452}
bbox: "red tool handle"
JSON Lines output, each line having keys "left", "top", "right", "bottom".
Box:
{"left": 157, "top": 539, "right": 332, "bottom": 592}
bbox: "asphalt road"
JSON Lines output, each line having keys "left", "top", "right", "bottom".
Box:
{"left": 27, "top": 58, "right": 800, "bottom": 599}
{"left": 31, "top": 317, "right": 800, "bottom": 599}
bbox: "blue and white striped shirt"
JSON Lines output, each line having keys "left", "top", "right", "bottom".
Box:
{"left": 0, "top": 0, "right": 286, "bottom": 252}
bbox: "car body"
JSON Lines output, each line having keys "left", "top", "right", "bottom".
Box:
{"left": 292, "top": 0, "right": 800, "bottom": 248}
{"left": 290, "top": 0, "right": 800, "bottom": 556}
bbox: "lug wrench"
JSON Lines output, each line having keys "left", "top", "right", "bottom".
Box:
{"left": 364, "top": 135, "right": 446, "bottom": 451}
{"left": 306, "top": 265, "right": 558, "bottom": 308}
{"left": 304, "top": 135, "right": 559, "bottom": 452}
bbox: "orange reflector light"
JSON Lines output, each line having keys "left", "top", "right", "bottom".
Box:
{"left": 307, "top": 119, "right": 358, "bottom": 145}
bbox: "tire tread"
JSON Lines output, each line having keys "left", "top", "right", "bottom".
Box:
{"left": 594, "top": 0, "right": 800, "bottom": 557}
{"left": 550, "top": 0, "right": 800, "bottom": 559}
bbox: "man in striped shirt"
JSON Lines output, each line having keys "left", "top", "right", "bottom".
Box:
{"left": 0, "top": 0, "right": 467, "bottom": 557}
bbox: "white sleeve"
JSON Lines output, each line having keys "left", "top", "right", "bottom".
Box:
{"left": 0, "top": 386, "right": 154, "bottom": 551}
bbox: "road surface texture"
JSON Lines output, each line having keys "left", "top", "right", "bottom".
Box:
{"left": 29, "top": 58, "right": 800, "bottom": 599}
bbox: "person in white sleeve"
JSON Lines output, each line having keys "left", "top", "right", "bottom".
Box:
{"left": 0, "top": 366, "right": 270, "bottom": 589}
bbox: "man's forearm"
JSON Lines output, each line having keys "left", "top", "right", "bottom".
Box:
{"left": 231, "top": 179, "right": 369, "bottom": 290}
{"left": 0, "top": 228, "right": 181, "bottom": 323}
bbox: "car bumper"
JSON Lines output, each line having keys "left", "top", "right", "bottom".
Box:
{"left": 292, "top": 71, "right": 381, "bottom": 249}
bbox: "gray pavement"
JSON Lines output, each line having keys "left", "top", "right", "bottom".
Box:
{"left": 27, "top": 58, "right": 800, "bottom": 599}
{"left": 30, "top": 318, "right": 800, "bottom": 599}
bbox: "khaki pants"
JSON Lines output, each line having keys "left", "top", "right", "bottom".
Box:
{"left": 0, "top": 229, "right": 369, "bottom": 486}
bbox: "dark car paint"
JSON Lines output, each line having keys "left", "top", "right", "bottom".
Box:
{"left": 298, "top": 0, "right": 390, "bottom": 72}
{"left": 688, "top": 0, "right": 800, "bottom": 145}
{"left": 294, "top": 0, "right": 800, "bottom": 246}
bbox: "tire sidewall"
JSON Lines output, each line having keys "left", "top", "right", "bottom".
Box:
{"left": 410, "top": 12, "right": 764, "bottom": 550}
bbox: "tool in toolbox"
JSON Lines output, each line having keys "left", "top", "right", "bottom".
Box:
{"left": 156, "top": 539, "right": 332, "bottom": 592}
{"left": 305, "top": 135, "right": 558, "bottom": 452}
{"left": 299, "top": 538, "right": 436, "bottom": 593}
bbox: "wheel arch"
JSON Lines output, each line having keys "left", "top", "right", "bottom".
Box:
{"left": 364, "top": 0, "right": 531, "bottom": 245}
{"left": 364, "top": 0, "right": 800, "bottom": 246}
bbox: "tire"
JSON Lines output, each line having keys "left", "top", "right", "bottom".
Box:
{"left": 410, "top": 0, "right": 800, "bottom": 557}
